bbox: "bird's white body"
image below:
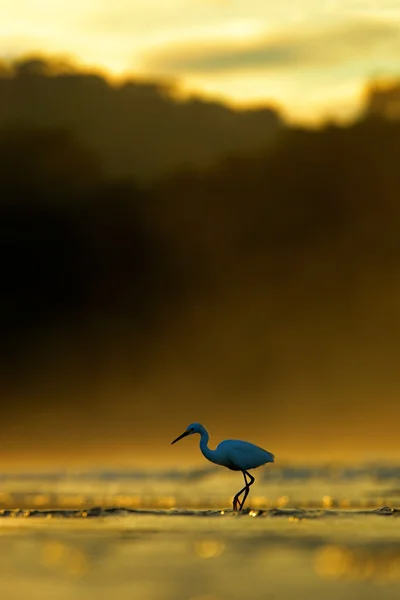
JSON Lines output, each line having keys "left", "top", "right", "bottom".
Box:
{"left": 171, "top": 422, "right": 274, "bottom": 511}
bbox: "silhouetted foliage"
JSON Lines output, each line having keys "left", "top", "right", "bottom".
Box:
{"left": 153, "top": 116, "right": 400, "bottom": 286}
{"left": 0, "top": 128, "right": 101, "bottom": 200}
{"left": 2, "top": 59, "right": 400, "bottom": 384}
{"left": 364, "top": 79, "right": 400, "bottom": 120}
{"left": 0, "top": 57, "right": 283, "bottom": 181}
{"left": 0, "top": 127, "right": 180, "bottom": 358}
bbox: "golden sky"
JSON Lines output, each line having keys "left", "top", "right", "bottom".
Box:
{"left": 3, "top": 0, "right": 400, "bottom": 123}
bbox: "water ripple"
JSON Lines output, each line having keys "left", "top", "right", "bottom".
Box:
{"left": 0, "top": 506, "right": 399, "bottom": 519}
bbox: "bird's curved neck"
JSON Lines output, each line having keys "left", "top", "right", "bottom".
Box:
{"left": 199, "top": 429, "right": 215, "bottom": 463}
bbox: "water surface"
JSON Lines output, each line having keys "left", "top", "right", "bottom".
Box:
{"left": 1, "top": 465, "right": 399, "bottom": 599}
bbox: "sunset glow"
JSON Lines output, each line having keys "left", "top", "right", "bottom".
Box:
{"left": 3, "top": 0, "right": 400, "bottom": 122}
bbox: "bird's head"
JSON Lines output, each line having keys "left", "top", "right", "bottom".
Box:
{"left": 171, "top": 422, "right": 204, "bottom": 444}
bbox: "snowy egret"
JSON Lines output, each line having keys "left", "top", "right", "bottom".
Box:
{"left": 171, "top": 422, "right": 274, "bottom": 511}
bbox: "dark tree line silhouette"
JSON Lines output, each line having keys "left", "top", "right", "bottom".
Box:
{"left": 0, "top": 58, "right": 282, "bottom": 181}
{"left": 1, "top": 57, "right": 400, "bottom": 379}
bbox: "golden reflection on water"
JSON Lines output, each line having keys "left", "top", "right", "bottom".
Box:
{"left": 32, "top": 494, "right": 51, "bottom": 507}
{"left": 315, "top": 545, "right": 400, "bottom": 583}
{"left": 156, "top": 496, "right": 176, "bottom": 508}
{"left": 114, "top": 495, "right": 141, "bottom": 507}
{"left": 0, "top": 493, "right": 13, "bottom": 505}
{"left": 41, "top": 540, "right": 88, "bottom": 577}
{"left": 194, "top": 540, "right": 225, "bottom": 559}
{"left": 252, "top": 496, "right": 274, "bottom": 508}
{"left": 57, "top": 494, "right": 86, "bottom": 507}
{"left": 190, "top": 595, "right": 220, "bottom": 600}
{"left": 277, "top": 495, "right": 289, "bottom": 507}
{"left": 322, "top": 495, "right": 332, "bottom": 508}
{"left": 0, "top": 486, "right": 393, "bottom": 511}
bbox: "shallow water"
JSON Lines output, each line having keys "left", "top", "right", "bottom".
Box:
{"left": 1, "top": 466, "right": 400, "bottom": 599}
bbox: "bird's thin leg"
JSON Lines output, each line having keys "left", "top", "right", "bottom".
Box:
{"left": 237, "top": 471, "right": 255, "bottom": 511}
{"left": 233, "top": 471, "right": 252, "bottom": 511}
{"left": 236, "top": 473, "right": 249, "bottom": 511}
{"left": 232, "top": 472, "right": 248, "bottom": 511}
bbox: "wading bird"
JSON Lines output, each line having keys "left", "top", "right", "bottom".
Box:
{"left": 171, "top": 422, "right": 274, "bottom": 511}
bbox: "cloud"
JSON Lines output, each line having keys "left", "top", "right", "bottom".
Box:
{"left": 143, "top": 18, "right": 400, "bottom": 75}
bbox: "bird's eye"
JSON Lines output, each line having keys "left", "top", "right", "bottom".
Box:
{"left": 189, "top": 428, "right": 194, "bottom": 432}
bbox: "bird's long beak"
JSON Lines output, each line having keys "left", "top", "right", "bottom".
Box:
{"left": 171, "top": 430, "right": 190, "bottom": 445}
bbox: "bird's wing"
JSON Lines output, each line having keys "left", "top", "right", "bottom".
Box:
{"left": 217, "top": 440, "right": 274, "bottom": 470}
